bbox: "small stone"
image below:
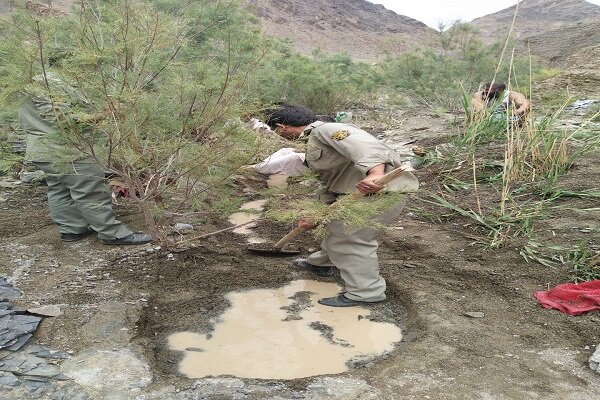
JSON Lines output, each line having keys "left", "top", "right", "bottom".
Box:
{"left": 463, "top": 312, "right": 485, "bottom": 318}
{"left": 174, "top": 223, "right": 194, "bottom": 233}
{"left": 19, "top": 170, "right": 46, "bottom": 184}
{"left": 27, "top": 305, "right": 65, "bottom": 317}
{"left": 403, "top": 263, "right": 418, "bottom": 269}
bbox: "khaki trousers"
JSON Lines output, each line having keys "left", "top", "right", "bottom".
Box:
{"left": 306, "top": 199, "right": 405, "bottom": 302}
{"left": 33, "top": 162, "right": 133, "bottom": 241}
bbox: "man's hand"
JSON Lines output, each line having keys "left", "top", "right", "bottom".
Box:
{"left": 298, "top": 217, "right": 318, "bottom": 230}
{"left": 356, "top": 176, "right": 384, "bottom": 194}
{"left": 356, "top": 164, "right": 385, "bottom": 194}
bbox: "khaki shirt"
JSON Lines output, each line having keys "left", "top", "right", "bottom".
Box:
{"left": 303, "top": 121, "right": 419, "bottom": 202}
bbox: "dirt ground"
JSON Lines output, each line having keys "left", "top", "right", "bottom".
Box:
{"left": 1, "top": 108, "right": 599, "bottom": 399}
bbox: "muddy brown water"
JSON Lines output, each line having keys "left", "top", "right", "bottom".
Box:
{"left": 228, "top": 199, "right": 267, "bottom": 237}
{"left": 266, "top": 173, "right": 288, "bottom": 189}
{"left": 168, "top": 279, "right": 402, "bottom": 379}
{"left": 186, "top": 192, "right": 403, "bottom": 380}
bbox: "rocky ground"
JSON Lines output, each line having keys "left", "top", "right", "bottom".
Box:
{"left": 0, "top": 105, "right": 599, "bottom": 399}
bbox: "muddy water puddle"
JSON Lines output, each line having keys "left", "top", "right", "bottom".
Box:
{"left": 168, "top": 279, "right": 402, "bottom": 380}
{"left": 227, "top": 175, "right": 288, "bottom": 243}
{"left": 228, "top": 199, "right": 267, "bottom": 238}
{"left": 266, "top": 173, "right": 288, "bottom": 188}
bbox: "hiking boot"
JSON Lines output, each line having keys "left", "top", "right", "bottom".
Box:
{"left": 293, "top": 259, "right": 335, "bottom": 277}
{"left": 318, "top": 294, "right": 384, "bottom": 307}
{"left": 102, "top": 232, "right": 153, "bottom": 245}
{"left": 60, "top": 230, "right": 94, "bottom": 242}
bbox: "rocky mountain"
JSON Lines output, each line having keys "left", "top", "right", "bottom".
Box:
{"left": 471, "top": 0, "right": 600, "bottom": 64}
{"left": 5, "top": 0, "right": 598, "bottom": 69}
{"left": 1, "top": 0, "right": 437, "bottom": 61}
{"left": 535, "top": 44, "right": 600, "bottom": 97}
{"left": 245, "top": 0, "right": 438, "bottom": 61}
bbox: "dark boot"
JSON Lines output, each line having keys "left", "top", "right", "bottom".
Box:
{"left": 318, "top": 294, "right": 384, "bottom": 307}
{"left": 60, "top": 230, "right": 94, "bottom": 242}
{"left": 293, "top": 259, "right": 335, "bottom": 277}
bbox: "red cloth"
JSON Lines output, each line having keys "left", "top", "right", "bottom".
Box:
{"left": 534, "top": 280, "right": 600, "bottom": 315}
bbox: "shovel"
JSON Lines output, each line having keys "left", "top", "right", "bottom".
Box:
{"left": 247, "top": 165, "right": 410, "bottom": 256}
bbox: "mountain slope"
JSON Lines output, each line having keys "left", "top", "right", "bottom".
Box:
{"left": 471, "top": 0, "right": 600, "bottom": 64}
{"left": 536, "top": 44, "right": 600, "bottom": 96}
{"left": 245, "top": 0, "right": 437, "bottom": 60}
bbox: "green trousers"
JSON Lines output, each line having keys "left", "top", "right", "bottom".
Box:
{"left": 33, "top": 162, "right": 133, "bottom": 241}
{"left": 306, "top": 199, "right": 406, "bottom": 302}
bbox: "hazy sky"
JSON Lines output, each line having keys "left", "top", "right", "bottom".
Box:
{"left": 368, "top": 0, "right": 600, "bottom": 29}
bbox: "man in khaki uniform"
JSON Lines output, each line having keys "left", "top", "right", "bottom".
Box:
{"left": 19, "top": 73, "right": 152, "bottom": 245}
{"left": 265, "top": 104, "right": 419, "bottom": 307}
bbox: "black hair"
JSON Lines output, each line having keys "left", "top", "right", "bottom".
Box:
{"left": 483, "top": 82, "right": 506, "bottom": 100}
{"left": 264, "top": 104, "right": 317, "bottom": 129}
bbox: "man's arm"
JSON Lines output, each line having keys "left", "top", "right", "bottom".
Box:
{"left": 471, "top": 91, "right": 487, "bottom": 114}
{"left": 509, "top": 91, "right": 530, "bottom": 115}
{"left": 297, "top": 163, "right": 386, "bottom": 229}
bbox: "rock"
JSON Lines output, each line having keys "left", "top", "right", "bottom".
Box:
{"left": 463, "top": 312, "right": 485, "bottom": 319}
{"left": 190, "top": 377, "right": 246, "bottom": 395}
{"left": 590, "top": 344, "right": 600, "bottom": 373}
{"left": 0, "top": 313, "right": 42, "bottom": 350}
{"left": 19, "top": 170, "right": 46, "bottom": 184}
{"left": 568, "top": 99, "right": 599, "bottom": 115}
{"left": 305, "top": 377, "right": 381, "bottom": 399}
{"left": 6, "top": 334, "right": 33, "bottom": 351}
{"left": 61, "top": 348, "right": 152, "bottom": 394}
{"left": 23, "top": 364, "right": 64, "bottom": 379}
{"left": 27, "top": 305, "right": 65, "bottom": 317}
{"left": 25, "top": 345, "right": 69, "bottom": 360}
{"left": 411, "top": 145, "right": 427, "bottom": 156}
{"left": 173, "top": 223, "right": 193, "bottom": 233}
{"left": 0, "top": 278, "right": 21, "bottom": 301}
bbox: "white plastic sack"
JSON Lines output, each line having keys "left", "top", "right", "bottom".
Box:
{"left": 253, "top": 148, "right": 307, "bottom": 176}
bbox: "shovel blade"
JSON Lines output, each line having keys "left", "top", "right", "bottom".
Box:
{"left": 247, "top": 245, "right": 301, "bottom": 257}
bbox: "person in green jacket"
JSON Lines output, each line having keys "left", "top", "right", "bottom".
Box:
{"left": 19, "top": 72, "right": 152, "bottom": 245}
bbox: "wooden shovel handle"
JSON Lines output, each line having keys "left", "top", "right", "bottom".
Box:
{"left": 273, "top": 226, "right": 307, "bottom": 249}
{"left": 274, "top": 166, "right": 409, "bottom": 248}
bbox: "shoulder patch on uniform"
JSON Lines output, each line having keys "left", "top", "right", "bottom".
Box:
{"left": 331, "top": 130, "right": 350, "bottom": 141}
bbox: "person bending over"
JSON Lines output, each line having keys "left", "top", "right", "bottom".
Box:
{"left": 265, "top": 104, "right": 419, "bottom": 307}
